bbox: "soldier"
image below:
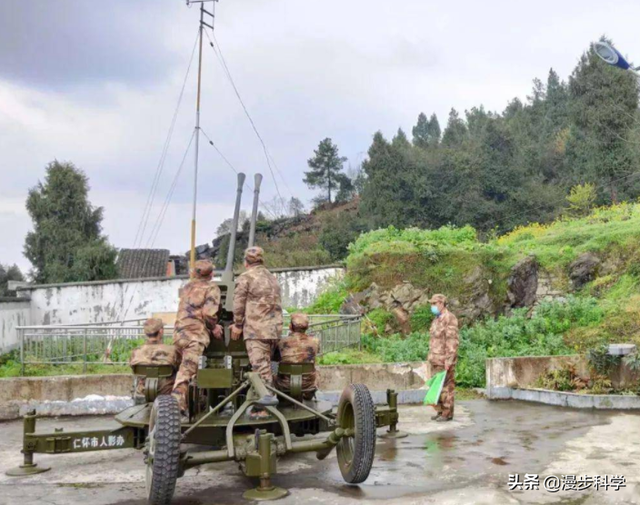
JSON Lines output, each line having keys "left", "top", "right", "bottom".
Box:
{"left": 231, "top": 246, "right": 283, "bottom": 413}
{"left": 171, "top": 259, "right": 223, "bottom": 414}
{"left": 427, "top": 293, "right": 459, "bottom": 422}
{"left": 130, "top": 318, "right": 178, "bottom": 397}
{"left": 274, "top": 313, "right": 319, "bottom": 400}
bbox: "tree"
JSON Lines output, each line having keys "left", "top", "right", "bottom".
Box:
{"left": 412, "top": 112, "right": 429, "bottom": 148}
{"left": 412, "top": 113, "right": 441, "bottom": 148}
{"left": 24, "top": 161, "right": 117, "bottom": 283}
{"left": 0, "top": 264, "right": 24, "bottom": 297}
{"left": 288, "top": 197, "right": 305, "bottom": 217}
{"left": 216, "top": 211, "right": 248, "bottom": 236}
{"left": 427, "top": 114, "right": 441, "bottom": 146}
{"left": 304, "top": 138, "right": 348, "bottom": 204}
{"left": 566, "top": 183, "right": 597, "bottom": 217}
{"left": 568, "top": 38, "right": 640, "bottom": 203}
{"left": 441, "top": 109, "right": 468, "bottom": 146}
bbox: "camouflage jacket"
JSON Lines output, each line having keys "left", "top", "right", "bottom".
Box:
{"left": 427, "top": 308, "right": 459, "bottom": 368}
{"left": 276, "top": 331, "right": 319, "bottom": 391}
{"left": 174, "top": 279, "right": 221, "bottom": 345}
{"left": 233, "top": 265, "right": 283, "bottom": 340}
{"left": 130, "top": 340, "right": 179, "bottom": 368}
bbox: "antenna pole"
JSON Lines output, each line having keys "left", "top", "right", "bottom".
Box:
{"left": 189, "top": 4, "right": 206, "bottom": 277}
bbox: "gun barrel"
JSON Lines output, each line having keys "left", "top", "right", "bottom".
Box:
{"left": 248, "top": 174, "right": 263, "bottom": 248}
{"left": 225, "top": 173, "right": 246, "bottom": 273}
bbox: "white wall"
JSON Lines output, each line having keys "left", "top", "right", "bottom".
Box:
{"left": 16, "top": 265, "right": 343, "bottom": 330}
{"left": 0, "top": 300, "right": 31, "bottom": 352}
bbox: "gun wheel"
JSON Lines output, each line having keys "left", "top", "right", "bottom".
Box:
{"left": 336, "top": 383, "right": 376, "bottom": 484}
{"left": 146, "top": 395, "right": 181, "bottom": 505}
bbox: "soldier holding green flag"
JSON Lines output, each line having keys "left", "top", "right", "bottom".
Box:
{"left": 427, "top": 294, "right": 459, "bottom": 422}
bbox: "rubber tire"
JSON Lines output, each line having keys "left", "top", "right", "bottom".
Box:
{"left": 336, "top": 383, "right": 376, "bottom": 484}
{"left": 146, "top": 395, "right": 181, "bottom": 505}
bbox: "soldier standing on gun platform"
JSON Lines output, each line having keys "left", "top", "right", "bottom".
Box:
{"left": 231, "top": 246, "right": 283, "bottom": 416}
{"left": 171, "top": 259, "right": 223, "bottom": 416}
{"left": 427, "top": 294, "right": 459, "bottom": 422}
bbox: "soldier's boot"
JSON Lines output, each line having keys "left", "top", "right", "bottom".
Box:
{"left": 436, "top": 416, "right": 452, "bottom": 422}
{"left": 431, "top": 414, "right": 442, "bottom": 421}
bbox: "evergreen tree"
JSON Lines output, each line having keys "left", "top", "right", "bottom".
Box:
{"left": 412, "top": 113, "right": 441, "bottom": 148}
{"left": 412, "top": 112, "right": 429, "bottom": 148}
{"left": 568, "top": 38, "right": 640, "bottom": 202}
{"left": 441, "top": 109, "right": 468, "bottom": 146}
{"left": 304, "top": 138, "right": 348, "bottom": 204}
{"left": 24, "top": 161, "right": 117, "bottom": 283}
{"left": 427, "top": 113, "right": 441, "bottom": 146}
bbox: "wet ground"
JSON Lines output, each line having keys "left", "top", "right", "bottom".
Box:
{"left": 1, "top": 400, "right": 639, "bottom": 504}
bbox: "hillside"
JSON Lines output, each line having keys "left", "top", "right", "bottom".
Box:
{"left": 309, "top": 202, "right": 640, "bottom": 387}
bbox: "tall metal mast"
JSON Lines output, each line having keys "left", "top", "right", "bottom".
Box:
{"left": 187, "top": 0, "right": 217, "bottom": 276}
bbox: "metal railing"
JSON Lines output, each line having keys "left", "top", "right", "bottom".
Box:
{"left": 16, "top": 314, "right": 361, "bottom": 375}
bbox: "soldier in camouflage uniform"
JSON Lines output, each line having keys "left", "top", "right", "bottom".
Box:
{"left": 231, "top": 246, "right": 283, "bottom": 411}
{"left": 427, "top": 293, "right": 459, "bottom": 421}
{"left": 171, "top": 259, "right": 223, "bottom": 413}
{"left": 130, "top": 318, "right": 178, "bottom": 397}
{"left": 275, "top": 313, "right": 319, "bottom": 400}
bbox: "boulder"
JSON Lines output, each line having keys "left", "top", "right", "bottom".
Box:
{"left": 569, "top": 253, "right": 600, "bottom": 289}
{"left": 388, "top": 282, "right": 430, "bottom": 313}
{"left": 457, "top": 266, "right": 494, "bottom": 323}
{"left": 507, "top": 256, "right": 539, "bottom": 308}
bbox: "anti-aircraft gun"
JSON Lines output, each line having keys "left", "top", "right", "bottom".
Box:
{"left": 6, "top": 173, "right": 406, "bottom": 504}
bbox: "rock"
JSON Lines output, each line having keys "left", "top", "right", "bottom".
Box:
{"left": 457, "top": 266, "right": 494, "bottom": 323}
{"left": 507, "top": 256, "right": 539, "bottom": 308}
{"left": 388, "top": 282, "right": 430, "bottom": 313}
{"left": 569, "top": 253, "right": 600, "bottom": 289}
{"left": 391, "top": 306, "right": 411, "bottom": 335}
{"left": 340, "top": 294, "right": 364, "bottom": 315}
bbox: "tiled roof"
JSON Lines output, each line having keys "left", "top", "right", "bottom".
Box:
{"left": 116, "top": 249, "right": 170, "bottom": 279}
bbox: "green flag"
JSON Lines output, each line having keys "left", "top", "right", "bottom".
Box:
{"left": 423, "top": 370, "right": 447, "bottom": 406}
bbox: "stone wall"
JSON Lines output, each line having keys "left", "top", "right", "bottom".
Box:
{"left": 0, "top": 300, "right": 31, "bottom": 352}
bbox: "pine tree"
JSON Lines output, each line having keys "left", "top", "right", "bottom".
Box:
{"left": 441, "top": 109, "right": 468, "bottom": 146}
{"left": 412, "top": 112, "right": 429, "bottom": 148}
{"left": 427, "top": 114, "right": 441, "bottom": 146}
{"left": 304, "top": 138, "right": 348, "bottom": 204}
{"left": 568, "top": 38, "right": 640, "bottom": 202}
{"left": 24, "top": 161, "right": 117, "bottom": 283}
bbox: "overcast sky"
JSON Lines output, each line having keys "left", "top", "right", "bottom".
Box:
{"left": 2, "top": 0, "right": 640, "bottom": 274}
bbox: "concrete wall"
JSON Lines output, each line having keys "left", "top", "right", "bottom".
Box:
{"left": 5, "top": 265, "right": 342, "bottom": 334}
{"left": 0, "top": 300, "right": 31, "bottom": 352}
{"left": 0, "top": 362, "right": 427, "bottom": 420}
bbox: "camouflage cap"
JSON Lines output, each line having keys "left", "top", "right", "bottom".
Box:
{"left": 429, "top": 293, "right": 447, "bottom": 305}
{"left": 244, "top": 246, "right": 265, "bottom": 265}
{"left": 193, "top": 259, "right": 214, "bottom": 278}
{"left": 143, "top": 318, "right": 164, "bottom": 336}
{"left": 290, "top": 313, "right": 310, "bottom": 331}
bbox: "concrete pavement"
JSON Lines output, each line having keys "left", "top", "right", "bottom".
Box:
{"left": 1, "top": 400, "right": 639, "bottom": 504}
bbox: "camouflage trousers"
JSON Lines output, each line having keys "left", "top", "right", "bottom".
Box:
{"left": 431, "top": 365, "right": 455, "bottom": 419}
{"left": 245, "top": 340, "right": 278, "bottom": 386}
{"left": 172, "top": 338, "right": 206, "bottom": 412}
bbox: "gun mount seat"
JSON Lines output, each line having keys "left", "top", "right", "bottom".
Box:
{"left": 131, "top": 364, "right": 175, "bottom": 403}
{"left": 276, "top": 362, "right": 317, "bottom": 401}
